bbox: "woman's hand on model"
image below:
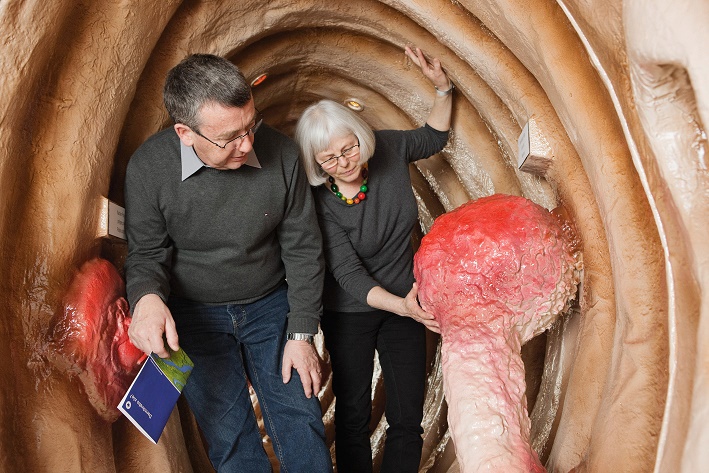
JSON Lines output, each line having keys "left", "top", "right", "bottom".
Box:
{"left": 404, "top": 45, "right": 451, "bottom": 92}
{"left": 404, "top": 45, "right": 453, "bottom": 132}
{"left": 401, "top": 282, "right": 441, "bottom": 333}
{"left": 367, "top": 284, "right": 441, "bottom": 332}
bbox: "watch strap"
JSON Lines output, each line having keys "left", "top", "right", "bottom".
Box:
{"left": 287, "top": 332, "right": 314, "bottom": 344}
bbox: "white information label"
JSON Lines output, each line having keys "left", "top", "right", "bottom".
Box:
{"left": 517, "top": 121, "right": 530, "bottom": 169}
{"left": 108, "top": 201, "right": 126, "bottom": 240}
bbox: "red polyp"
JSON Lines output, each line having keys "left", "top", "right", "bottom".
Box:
{"left": 414, "top": 194, "right": 581, "bottom": 472}
{"left": 49, "top": 258, "right": 144, "bottom": 422}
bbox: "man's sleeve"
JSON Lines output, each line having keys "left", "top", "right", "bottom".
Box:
{"left": 124, "top": 154, "right": 173, "bottom": 311}
{"left": 277, "top": 152, "right": 325, "bottom": 335}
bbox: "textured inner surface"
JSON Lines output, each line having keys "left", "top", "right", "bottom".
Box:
{"left": 0, "top": 1, "right": 707, "bottom": 472}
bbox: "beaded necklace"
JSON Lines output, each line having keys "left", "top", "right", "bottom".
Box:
{"left": 328, "top": 165, "right": 369, "bottom": 205}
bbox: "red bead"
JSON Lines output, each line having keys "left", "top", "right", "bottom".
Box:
{"left": 357, "top": 192, "right": 366, "bottom": 200}
{"left": 353, "top": 198, "right": 360, "bottom": 204}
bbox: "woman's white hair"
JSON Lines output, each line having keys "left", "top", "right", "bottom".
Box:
{"left": 295, "top": 100, "right": 376, "bottom": 186}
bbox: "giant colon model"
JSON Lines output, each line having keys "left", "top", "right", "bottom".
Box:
{"left": 414, "top": 194, "right": 582, "bottom": 472}
{"left": 1, "top": 0, "right": 708, "bottom": 472}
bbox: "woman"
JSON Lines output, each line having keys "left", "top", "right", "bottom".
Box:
{"left": 295, "top": 46, "right": 452, "bottom": 473}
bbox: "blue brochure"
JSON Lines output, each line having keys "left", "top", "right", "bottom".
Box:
{"left": 118, "top": 347, "right": 193, "bottom": 444}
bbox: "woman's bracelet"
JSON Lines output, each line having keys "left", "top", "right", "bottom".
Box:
{"left": 435, "top": 82, "right": 455, "bottom": 97}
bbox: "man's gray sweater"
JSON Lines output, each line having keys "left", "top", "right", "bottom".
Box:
{"left": 124, "top": 124, "right": 324, "bottom": 334}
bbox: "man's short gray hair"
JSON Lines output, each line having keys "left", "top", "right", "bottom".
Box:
{"left": 163, "top": 54, "right": 251, "bottom": 130}
{"left": 295, "top": 100, "right": 376, "bottom": 186}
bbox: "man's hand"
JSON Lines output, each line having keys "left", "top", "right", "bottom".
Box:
{"left": 128, "top": 293, "right": 179, "bottom": 358}
{"left": 281, "top": 339, "right": 322, "bottom": 398}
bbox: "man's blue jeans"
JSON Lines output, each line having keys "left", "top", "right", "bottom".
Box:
{"left": 168, "top": 284, "right": 332, "bottom": 473}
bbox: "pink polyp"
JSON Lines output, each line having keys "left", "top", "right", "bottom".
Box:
{"left": 414, "top": 194, "right": 581, "bottom": 472}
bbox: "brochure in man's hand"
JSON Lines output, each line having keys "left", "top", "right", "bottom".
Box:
{"left": 118, "top": 346, "right": 194, "bottom": 444}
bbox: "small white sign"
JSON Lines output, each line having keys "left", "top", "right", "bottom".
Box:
{"left": 517, "top": 121, "right": 530, "bottom": 169}
{"left": 108, "top": 201, "right": 125, "bottom": 240}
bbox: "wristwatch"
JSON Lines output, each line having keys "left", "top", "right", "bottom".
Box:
{"left": 434, "top": 82, "right": 455, "bottom": 97}
{"left": 287, "top": 332, "right": 314, "bottom": 344}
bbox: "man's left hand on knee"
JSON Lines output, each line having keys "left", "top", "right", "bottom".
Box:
{"left": 282, "top": 339, "right": 322, "bottom": 398}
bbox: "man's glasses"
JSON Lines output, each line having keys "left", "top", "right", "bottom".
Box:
{"left": 319, "top": 143, "right": 360, "bottom": 171}
{"left": 194, "top": 111, "right": 263, "bottom": 150}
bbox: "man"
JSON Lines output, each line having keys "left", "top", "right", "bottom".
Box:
{"left": 124, "top": 54, "right": 331, "bottom": 472}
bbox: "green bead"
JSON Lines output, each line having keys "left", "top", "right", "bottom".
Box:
{"left": 360, "top": 184, "right": 368, "bottom": 193}
{"left": 335, "top": 192, "right": 343, "bottom": 198}
{"left": 330, "top": 183, "right": 338, "bottom": 192}
{"left": 340, "top": 195, "right": 347, "bottom": 201}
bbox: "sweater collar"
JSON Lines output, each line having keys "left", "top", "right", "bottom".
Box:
{"left": 180, "top": 142, "right": 262, "bottom": 181}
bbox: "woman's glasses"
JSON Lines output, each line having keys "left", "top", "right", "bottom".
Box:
{"left": 319, "top": 143, "right": 360, "bottom": 170}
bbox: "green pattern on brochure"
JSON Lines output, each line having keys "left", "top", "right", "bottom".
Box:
{"left": 150, "top": 346, "right": 194, "bottom": 392}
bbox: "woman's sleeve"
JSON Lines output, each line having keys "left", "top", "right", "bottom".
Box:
{"left": 378, "top": 124, "right": 449, "bottom": 164}
{"left": 318, "top": 209, "right": 379, "bottom": 305}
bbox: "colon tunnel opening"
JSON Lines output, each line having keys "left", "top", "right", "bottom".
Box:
{"left": 0, "top": 1, "right": 707, "bottom": 472}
